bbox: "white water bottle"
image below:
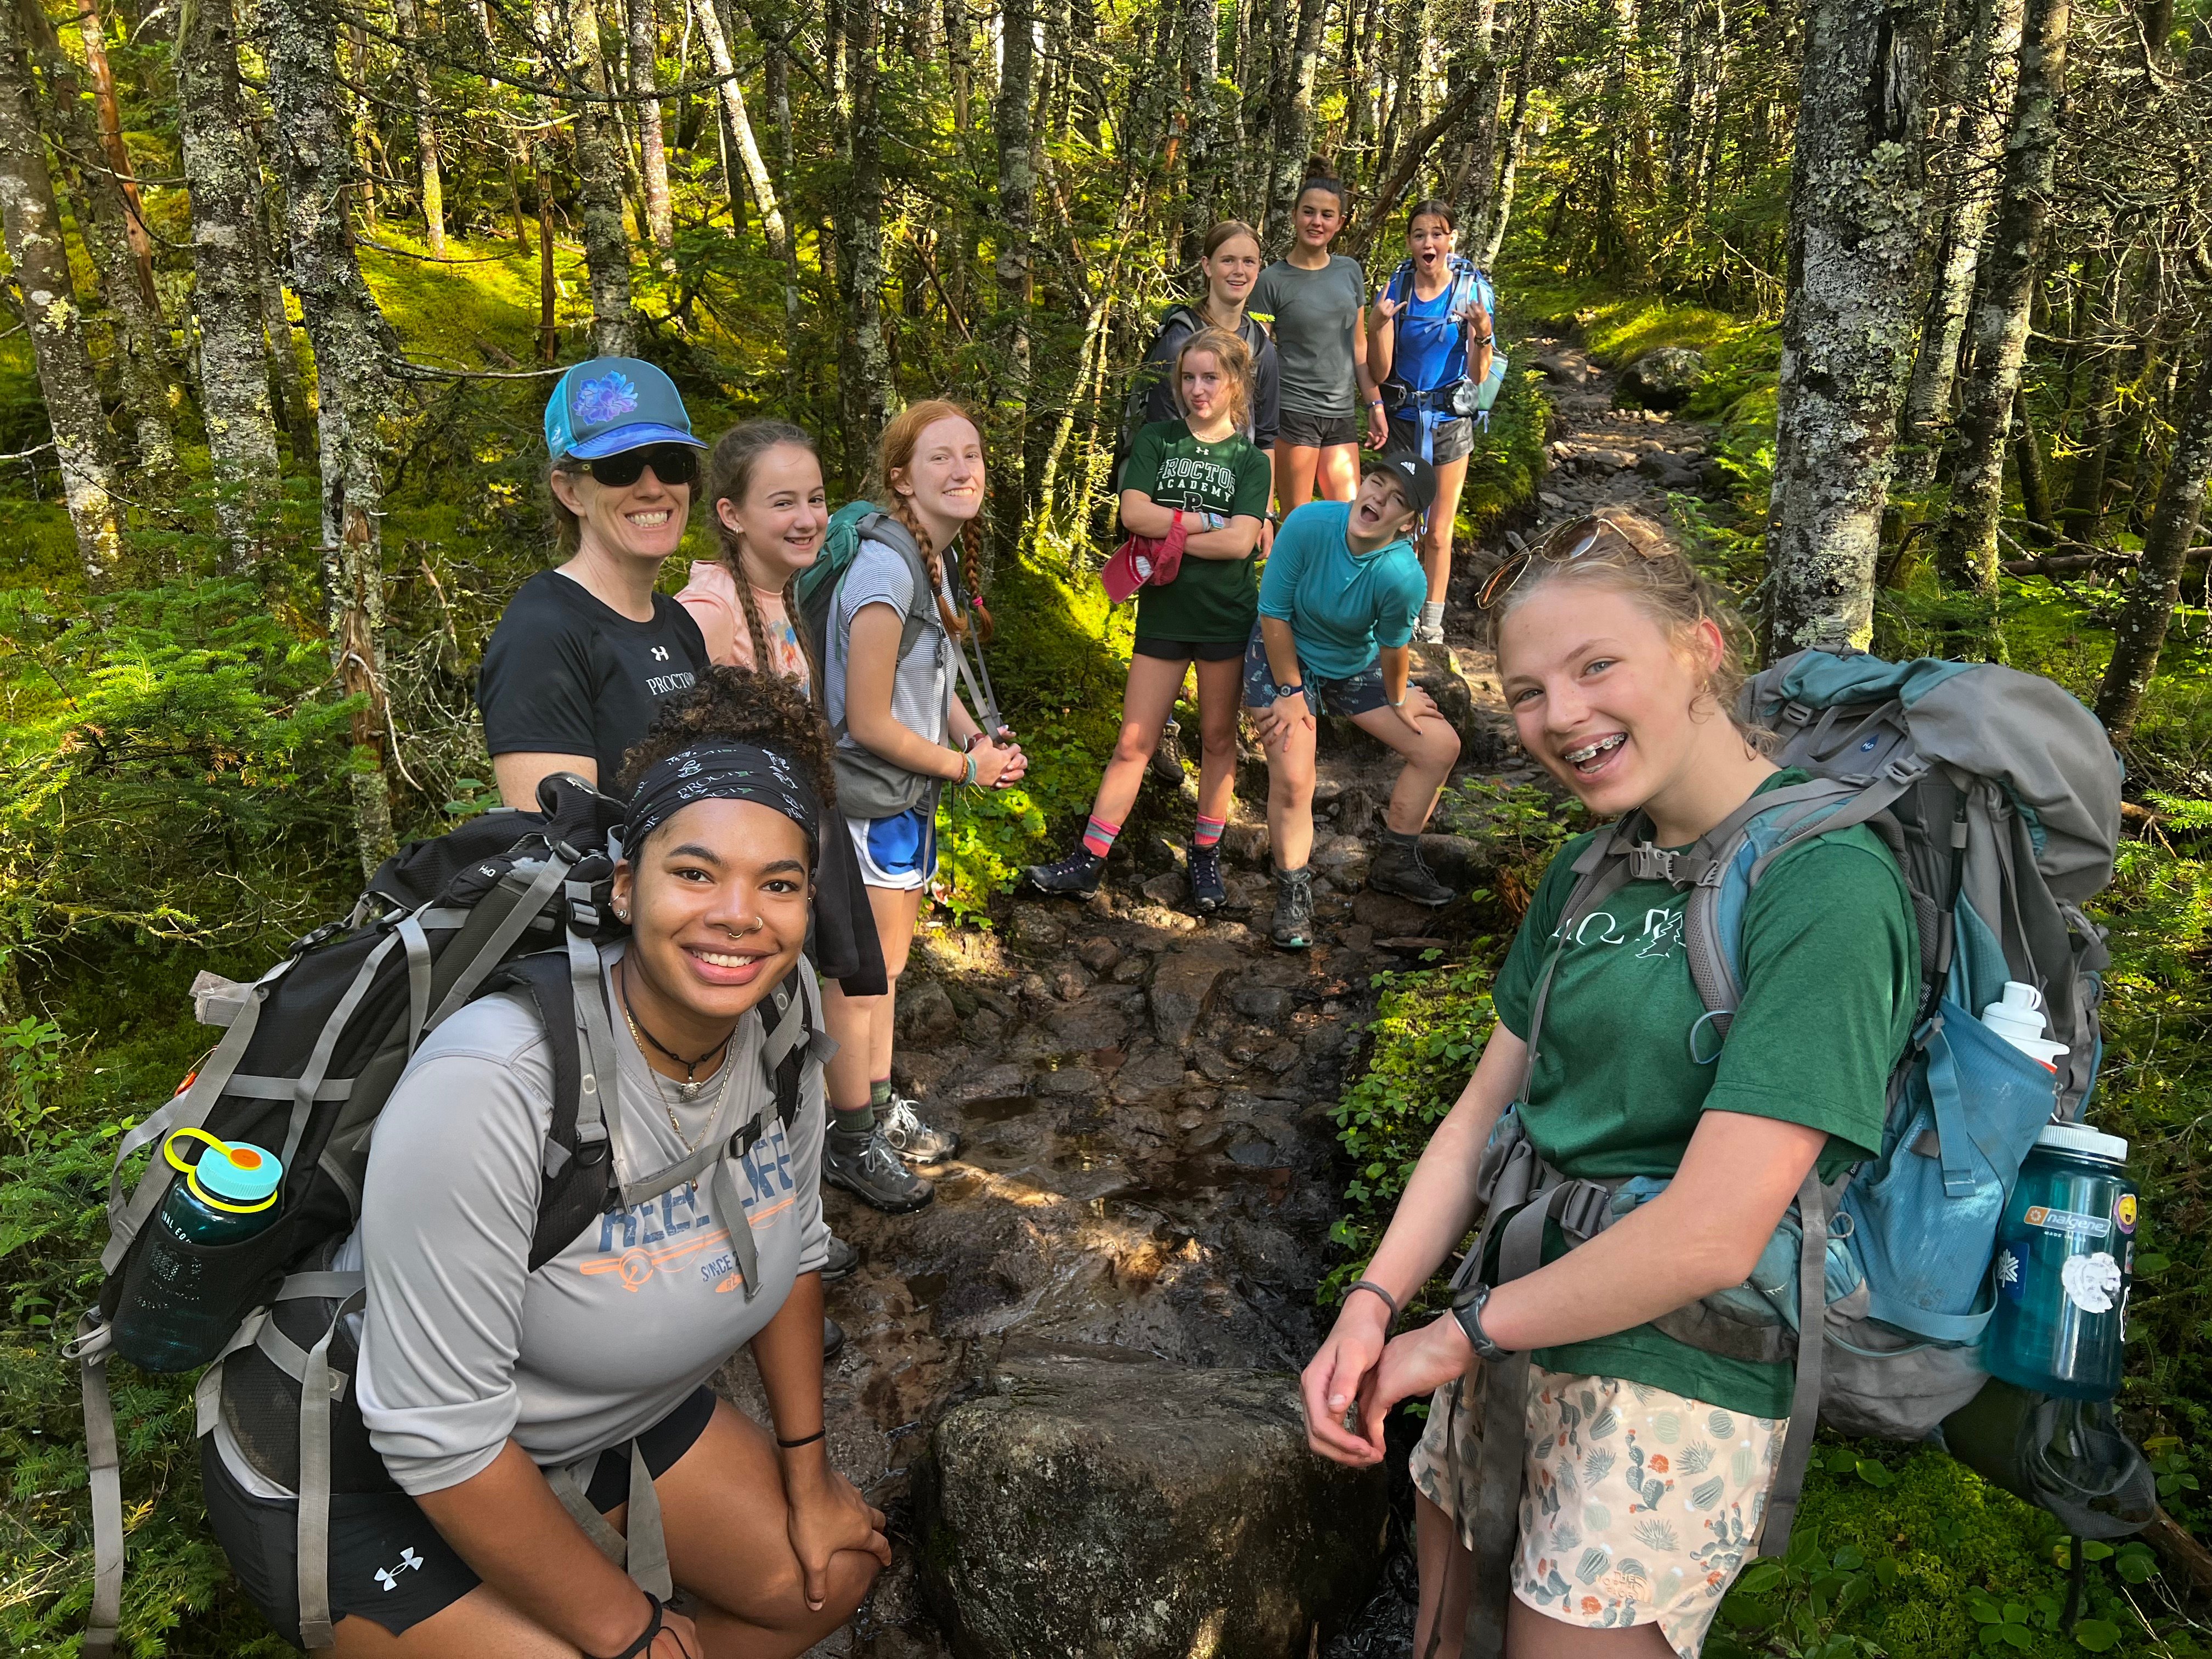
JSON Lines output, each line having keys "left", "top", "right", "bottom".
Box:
{"left": 1979, "top": 981, "right": 2069, "bottom": 1071}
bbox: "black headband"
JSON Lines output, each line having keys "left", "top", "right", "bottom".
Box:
{"left": 624, "top": 742, "right": 819, "bottom": 857}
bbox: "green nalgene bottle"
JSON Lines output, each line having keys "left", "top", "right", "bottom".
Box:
{"left": 1985, "top": 1124, "right": 2137, "bottom": 1402}
{"left": 112, "top": 1128, "right": 283, "bottom": 1372}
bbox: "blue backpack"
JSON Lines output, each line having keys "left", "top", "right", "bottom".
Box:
{"left": 1378, "top": 253, "right": 1510, "bottom": 441}
{"left": 1447, "top": 651, "right": 2140, "bottom": 1651}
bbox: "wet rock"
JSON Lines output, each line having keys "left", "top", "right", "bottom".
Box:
{"left": 965, "top": 1007, "right": 1006, "bottom": 1046}
{"left": 948, "top": 1063, "right": 1030, "bottom": 1101}
{"left": 1148, "top": 946, "right": 1243, "bottom": 1048}
{"left": 1231, "top": 984, "right": 1291, "bottom": 1024}
{"left": 1141, "top": 871, "right": 1187, "bottom": 908}
{"left": 1111, "top": 954, "right": 1152, "bottom": 985}
{"left": 1112, "top": 1045, "right": 1192, "bottom": 1102}
{"left": 1259, "top": 1042, "right": 1302, "bottom": 1075}
{"left": 1077, "top": 936, "right": 1123, "bottom": 974}
{"left": 1380, "top": 936, "right": 1451, "bottom": 958}
{"left": 899, "top": 978, "right": 962, "bottom": 1043}
{"left": 1009, "top": 909, "right": 1066, "bottom": 951}
{"left": 1037, "top": 1065, "right": 1099, "bottom": 1097}
{"left": 1194, "top": 1046, "right": 1242, "bottom": 1084}
{"left": 1617, "top": 345, "right": 1708, "bottom": 410}
{"left": 1052, "top": 965, "right": 1092, "bottom": 1001}
{"left": 1045, "top": 998, "right": 1133, "bottom": 1051}
{"left": 917, "top": 1346, "right": 1388, "bottom": 1659}
{"left": 1352, "top": 890, "right": 1445, "bottom": 936}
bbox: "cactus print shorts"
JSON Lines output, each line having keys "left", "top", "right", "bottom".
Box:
{"left": 1410, "top": 1365, "right": 1787, "bottom": 1657}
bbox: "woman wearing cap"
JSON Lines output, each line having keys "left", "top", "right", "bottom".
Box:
{"left": 200, "top": 670, "right": 893, "bottom": 1659}
{"left": 1249, "top": 169, "right": 1390, "bottom": 515}
{"left": 1026, "top": 328, "right": 1272, "bottom": 912}
{"left": 1246, "top": 453, "right": 1463, "bottom": 949}
{"left": 480, "top": 357, "right": 713, "bottom": 808}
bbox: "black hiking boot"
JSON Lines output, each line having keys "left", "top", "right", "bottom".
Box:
{"left": 1025, "top": 846, "right": 1105, "bottom": 899}
{"left": 825, "top": 1128, "right": 935, "bottom": 1212}
{"left": 824, "top": 1316, "right": 847, "bottom": 1361}
{"left": 1188, "top": 844, "right": 1227, "bottom": 913}
{"left": 1270, "top": 867, "right": 1316, "bottom": 950}
{"left": 1369, "top": 837, "right": 1456, "bottom": 907}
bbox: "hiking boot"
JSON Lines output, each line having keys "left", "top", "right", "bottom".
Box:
{"left": 824, "top": 1316, "right": 847, "bottom": 1361}
{"left": 1188, "top": 844, "right": 1227, "bottom": 914}
{"left": 1025, "top": 847, "right": 1105, "bottom": 899}
{"left": 825, "top": 1129, "right": 935, "bottom": 1212}
{"left": 821, "top": 1231, "right": 859, "bottom": 1282}
{"left": 1369, "top": 837, "right": 1457, "bottom": 907}
{"left": 1270, "top": 867, "right": 1316, "bottom": 951}
{"left": 881, "top": 1094, "right": 961, "bottom": 1165}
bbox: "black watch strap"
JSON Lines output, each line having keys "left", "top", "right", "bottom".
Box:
{"left": 1452, "top": 1282, "right": 1511, "bottom": 1362}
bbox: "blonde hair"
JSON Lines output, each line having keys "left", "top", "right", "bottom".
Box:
{"left": 1175, "top": 328, "right": 1255, "bottom": 435}
{"left": 868, "top": 399, "right": 995, "bottom": 645}
{"left": 703, "top": 419, "right": 824, "bottom": 704}
{"left": 1484, "top": 510, "right": 1765, "bottom": 744}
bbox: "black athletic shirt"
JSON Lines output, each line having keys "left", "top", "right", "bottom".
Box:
{"left": 477, "top": 569, "right": 710, "bottom": 791}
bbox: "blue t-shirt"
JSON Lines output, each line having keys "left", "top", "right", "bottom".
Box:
{"left": 1256, "top": 501, "right": 1426, "bottom": 680}
{"left": 1385, "top": 278, "right": 1470, "bottom": 394}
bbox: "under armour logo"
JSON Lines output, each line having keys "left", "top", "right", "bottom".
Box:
{"left": 374, "top": 1548, "right": 424, "bottom": 1591}
{"left": 650, "top": 645, "right": 671, "bottom": 661}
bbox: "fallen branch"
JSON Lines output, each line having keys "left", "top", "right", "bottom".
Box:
{"left": 2143, "top": 1505, "right": 2212, "bottom": 1599}
{"left": 2001, "top": 546, "right": 2212, "bottom": 577}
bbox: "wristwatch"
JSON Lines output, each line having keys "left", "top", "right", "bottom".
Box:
{"left": 1275, "top": 681, "right": 1305, "bottom": 698}
{"left": 1451, "top": 1282, "right": 1512, "bottom": 1361}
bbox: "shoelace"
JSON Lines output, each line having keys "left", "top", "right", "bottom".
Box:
{"left": 884, "top": 1098, "right": 925, "bottom": 1137}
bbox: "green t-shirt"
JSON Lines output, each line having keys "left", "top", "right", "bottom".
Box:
{"left": 1122, "top": 419, "right": 1273, "bottom": 644}
{"left": 1489, "top": 771, "right": 1919, "bottom": 1417}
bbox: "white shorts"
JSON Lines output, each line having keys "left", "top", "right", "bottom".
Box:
{"left": 847, "top": 805, "right": 938, "bottom": 891}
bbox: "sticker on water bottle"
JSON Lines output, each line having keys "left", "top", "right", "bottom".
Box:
{"left": 2114, "top": 1193, "right": 2137, "bottom": 1235}
{"left": 2022, "top": 1205, "right": 2111, "bottom": 1241}
{"left": 1994, "top": 1246, "right": 2026, "bottom": 1304}
{"left": 2061, "top": 1251, "right": 2123, "bottom": 1314}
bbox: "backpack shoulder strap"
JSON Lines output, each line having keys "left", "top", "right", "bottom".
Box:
{"left": 1513, "top": 822, "right": 1644, "bottom": 1099}
{"left": 485, "top": 950, "right": 612, "bottom": 1273}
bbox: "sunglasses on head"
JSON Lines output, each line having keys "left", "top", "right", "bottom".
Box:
{"left": 563, "top": 443, "right": 700, "bottom": 489}
{"left": 1475, "top": 515, "right": 1662, "bottom": 609}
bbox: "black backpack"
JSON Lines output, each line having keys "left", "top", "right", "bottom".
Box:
{"left": 69, "top": 775, "right": 822, "bottom": 1653}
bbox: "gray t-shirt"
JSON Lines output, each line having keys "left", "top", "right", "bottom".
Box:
{"left": 1251, "top": 256, "right": 1368, "bottom": 418}
{"left": 826, "top": 535, "right": 953, "bottom": 756}
{"left": 217, "top": 949, "right": 828, "bottom": 1499}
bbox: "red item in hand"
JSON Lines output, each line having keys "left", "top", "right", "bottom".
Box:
{"left": 1101, "top": 511, "right": 1188, "bottom": 603}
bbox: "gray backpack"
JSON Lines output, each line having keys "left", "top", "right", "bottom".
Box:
{"left": 1444, "top": 651, "right": 2149, "bottom": 1658}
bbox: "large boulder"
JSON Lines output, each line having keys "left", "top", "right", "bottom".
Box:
{"left": 1616, "top": 345, "right": 1708, "bottom": 410}
{"left": 917, "top": 1345, "right": 1389, "bottom": 1659}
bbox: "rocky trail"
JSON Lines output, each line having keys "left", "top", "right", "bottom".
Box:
{"left": 726, "top": 334, "right": 1722, "bottom": 1659}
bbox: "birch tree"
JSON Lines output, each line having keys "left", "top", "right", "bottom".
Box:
{"left": 567, "top": 0, "right": 639, "bottom": 355}
{"left": 995, "top": 0, "right": 1036, "bottom": 526}
{"left": 695, "top": 0, "right": 796, "bottom": 318}
{"left": 391, "top": 0, "right": 447, "bottom": 254}
{"left": 1262, "top": 0, "right": 1328, "bottom": 252}
{"left": 839, "top": 0, "right": 893, "bottom": 453}
{"left": 627, "top": 0, "right": 675, "bottom": 256}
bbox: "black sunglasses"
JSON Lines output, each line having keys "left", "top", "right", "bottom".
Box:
{"left": 563, "top": 443, "right": 700, "bottom": 489}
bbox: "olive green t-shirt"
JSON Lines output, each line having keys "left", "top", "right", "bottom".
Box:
{"left": 1122, "top": 419, "right": 1273, "bottom": 645}
{"left": 1489, "top": 771, "right": 1919, "bottom": 1417}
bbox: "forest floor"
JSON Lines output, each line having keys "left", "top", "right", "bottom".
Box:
{"left": 721, "top": 341, "right": 1724, "bottom": 1658}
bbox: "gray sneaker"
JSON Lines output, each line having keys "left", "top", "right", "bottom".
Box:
{"left": 881, "top": 1095, "right": 961, "bottom": 1165}
{"left": 821, "top": 1231, "right": 859, "bottom": 1282}
{"left": 1271, "top": 867, "right": 1316, "bottom": 950}
{"left": 826, "top": 1128, "right": 935, "bottom": 1212}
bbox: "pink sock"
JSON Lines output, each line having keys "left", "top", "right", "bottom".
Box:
{"left": 1193, "top": 815, "right": 1226, "bottom": 849}
{"left": 1082, "top": 816, "right": 1121, "bottom": 857}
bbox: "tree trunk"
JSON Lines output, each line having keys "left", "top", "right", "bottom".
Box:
{"left": 72, "top": 0, "right": 153, "bottom": 304}
{"left": 698, "top": 0, "right": 796, "bottom": 318}
{"left": 537, "top": 146, "right": 558, "bottom": 363}
{"left": 1374, "top": 0, "right": 1430, "bottom": 189}
{"left": 22, "top": 0, "right": 176, "bottom": 477}
{"left": 178, "top": 0, "right": 282, "bottom": 567}
{"left": 349, "top": 24, "right": 381, "bottom": 232}
{"left": 1262, "top": 0, "right": 1327, "bottom": 254}
{"left": 995, "top": 0, "right": 1036, "bottom": 535}
{"left": 1762, "top": 0, "right": 1937, "bottom": 655}
{"left": 264, "top": 0, "right": 403, "bottom": 871}
{"left": 1896, "top": 0, "right": 2025, "bottom": 489}
{"left": 1449, "top": 0, "right": 1505, "bottom": 249}
{"left": 628, "top": 0, "right": 675, "bottom": 255}
{"left": 0, "top": 0, "right": 118, "bottom": 582}
{"left": 2011, "top": 389, "right": 2053, "bottom": 542}
{"left": 2094, "top": 337, "right": 2212, "bottom": 738}
{"left": 251, "top": 144, "right": 318, "bottom": 458}
{"left": 567, "top": 0, "right": 639, "bottom": 354}
{"left": 390, "top": 0, "right": 445, "bottom": 253}
{"left": 1932, "top": 0, "right": 2068, "bottom": 599}
{"left": 838, "top": 0, "right": 892, "bottom": 455}
{"left": 1479, "top": 0, "right": 1543, "bottom": 267}
{"left": 1182, "top": 0, "right": 1221, "bottom": 259}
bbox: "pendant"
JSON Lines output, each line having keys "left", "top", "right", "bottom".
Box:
{"left": 677, "top": 1077, "right": 707, "bottom": 1102}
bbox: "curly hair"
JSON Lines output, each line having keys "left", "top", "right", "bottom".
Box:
{"left": 616, "top": 665, "right": 839, "bottom": 809}
{"left": 702, "top": 419, "right": 826, "bottom": 706}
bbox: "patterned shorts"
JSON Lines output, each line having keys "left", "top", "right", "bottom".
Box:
{"left": 1410, "top": 1365, "right": 1787, "bottom": 1657}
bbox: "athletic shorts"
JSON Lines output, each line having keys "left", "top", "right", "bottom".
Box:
{"left": 1410, "top": 1366, "right": 1787, "bottom": 1658}
{"left": 1387, "top": 411, "right": 1476, "bottom": 465}
{"left": 201, "top": 1385, "right": 716, "bottom": 1646}
{"left": 848, "top": 804, "right": 939, "bottom": 890}
{"left": 1241, "top": 623, "right": 1391, "bottom": 719}
{"left": 1133, "top": 634, "right": 1249, "bottom": 663}
{"left": 1276, "top": 409, "right": 1359, "bottom": 449}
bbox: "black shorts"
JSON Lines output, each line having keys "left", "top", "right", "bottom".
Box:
{"left": 1386, "top": 411, "right": 1476, "bottom": 465}
{"left": 201, "top": 1385, "right": 717, "bottom": 1645}
{"left": 1276, "top": 409, "right": 1359, "bottom": 449}
{"left": 1132, "top": 635, "right": 1249, "bottom": 663}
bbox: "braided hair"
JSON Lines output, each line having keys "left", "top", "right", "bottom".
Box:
{"left": 703, "top": 419, "right": 826, "bottom": 704}
{"left": 867, "top": 399, "right": 995, "bottom": 645}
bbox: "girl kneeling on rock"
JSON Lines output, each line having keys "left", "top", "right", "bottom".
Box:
{"left": 1247, "top": 454, "right": 1463, "bottom": 950}
{"left": 1026, "top": 328, "right": 1273, "bottom": 911}
{"left": 1300, "top": 512, "right": 1916, "bottom": 1658}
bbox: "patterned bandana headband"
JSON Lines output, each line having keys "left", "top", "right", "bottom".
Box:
{"left": 624, "top": 742, "right": 820, "bottom": 860}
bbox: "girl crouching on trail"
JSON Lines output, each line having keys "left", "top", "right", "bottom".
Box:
{"left": 1299, "top": 514, "right": 1916, "bottom": 1659}
{"left": 819, "top": 401, "right": 1026, "bottom": 1214}
{"left": 201, "top": 670, "right": 890, "bottom": 1658}
{"left": 1026, "top": 329, "right": 1273, "bottom": 911}
{"left": 1247, "top": 454, "right": 1463, "bottom": 950}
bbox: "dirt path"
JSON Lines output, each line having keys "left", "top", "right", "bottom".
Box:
{"left": 742, "top": 334, "right": 1721, "bottom": 1659}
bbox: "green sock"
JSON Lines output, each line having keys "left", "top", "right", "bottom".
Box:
{"left": 871, "top": 1077, "right": 894, "bottom": 1110}
{"left": 831, "top": 1104, "right": 876, "bottom": 1141}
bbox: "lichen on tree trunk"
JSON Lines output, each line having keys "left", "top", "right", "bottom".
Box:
{"left": 567, "top": 0, "right": 638, "bottom": 357}
{"left": 838, "top": 0, "right": 894, "bottom": 459}
{"left": 994, "top": 0, "right": 1036, "bottom": 539}
{"left": 1762, "top": 0, "right": 1936, "bottom": 654}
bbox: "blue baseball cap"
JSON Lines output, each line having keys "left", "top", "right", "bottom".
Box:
{"left": 543, "top": 357, "right": 706, "bottom": 460}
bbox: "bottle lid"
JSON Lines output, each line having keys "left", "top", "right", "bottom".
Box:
{"left": 165, "top": 1127, "right": 282, "bottom": 1206}
{"left": 2034, "top": 1121, "right": 2129, "bottom": 1163}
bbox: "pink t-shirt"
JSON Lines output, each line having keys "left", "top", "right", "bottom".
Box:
{"left": 674, "top": 559, "right": 810, "bottom": 693}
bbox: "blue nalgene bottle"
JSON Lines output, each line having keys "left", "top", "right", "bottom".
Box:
{"left": 112, "top": 1129, "right": 283, "bottom": 1372}
{"left": 1984, "top": 1124, "right": 2137, "bottom": 1402}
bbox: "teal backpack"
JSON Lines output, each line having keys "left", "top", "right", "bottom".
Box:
{"left": 1446, "top": 651, "right": 2152, "bottom": 1658}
